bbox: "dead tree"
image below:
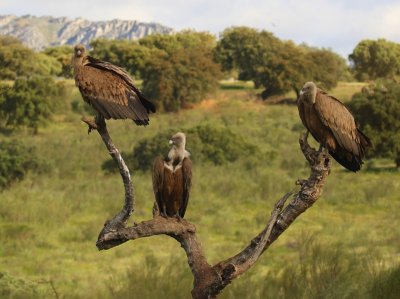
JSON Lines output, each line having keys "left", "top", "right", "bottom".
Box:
{"left": 83, "top": 117, "right": 331, "bottom": 299}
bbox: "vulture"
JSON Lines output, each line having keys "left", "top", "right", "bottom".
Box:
{"left": 152, "top": 132, "right": 192, "bottom": 218}
{"left": 72, "top": 44, "right": 155, "bottom": 125}
{"left": 297, "top": 81, "right": 372, "bottom": 172}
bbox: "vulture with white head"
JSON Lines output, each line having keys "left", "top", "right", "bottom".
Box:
{"left": 152, "top": 132, "right": 192, "bottom": 218}
{"left": 72, "top": 44, "right": 155, "bottom": 125}
{"left": 297, "top": 81, "right": 372, "bottom": 172}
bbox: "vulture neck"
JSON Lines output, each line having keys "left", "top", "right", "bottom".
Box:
{"left": 72, "top": 56, "right": 85, "bottom": 79}
{"left": 167, "top": 145, "right": 188, "bottom": 170}
{"left": 309, "top": 88, "right": 317, "bottom": 104}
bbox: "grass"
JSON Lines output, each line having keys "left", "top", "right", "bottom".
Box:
{"left": 0, "top": 81, "right": 399, "bottom": 298}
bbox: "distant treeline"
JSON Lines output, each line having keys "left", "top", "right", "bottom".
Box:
{"left": 1, "top": 29, "right": 400, "bottom": 107}
{"left": 1, "top": 30, "right": 400, "bottom": 166}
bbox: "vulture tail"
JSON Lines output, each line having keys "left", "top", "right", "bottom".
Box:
{"left": 329, "top": 149, "right": 362, "bottom": 172}
{"left": 358, "top": 129, "right": 373, "bottom": 157}
{"left": 329, "top": 130, "right": 372, "bottom": 172}
{"left": 140, "top": 95, "right": 156, "bottom": 114}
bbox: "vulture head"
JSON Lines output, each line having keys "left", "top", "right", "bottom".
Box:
{"left": 300, "top": 81, "right": 317, "bottom": 104}
{"left": 169, "top": 132, "right": 186, "bottom": 149}
{"left": 74, "top": 44, "right": 86, "bottom": 58}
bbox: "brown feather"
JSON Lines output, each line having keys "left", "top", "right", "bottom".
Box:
{"left": 297, "top": 83, "right": 372, "bottom": 172}
{"left": 180, "top": 158, "right": 192, "bottom": 218}
{"left": 73, "top": 49, "right": 155, "bottom": 126}
{"left": 151, "top": 157, "right": 192, "bottom": 218}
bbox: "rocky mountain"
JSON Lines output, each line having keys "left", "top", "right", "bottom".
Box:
{"left": 0, "top": 15, "right": 174, "bottom": 50}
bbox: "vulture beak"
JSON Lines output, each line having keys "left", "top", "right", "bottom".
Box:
{"left": 76, "top": 50, "right": 82, "bottom": 56}
{"left": 299, "top": 89, "right": 304, "bottom": 96}
{"left": 169, "top": 140, "right": 174, "bottom": 145}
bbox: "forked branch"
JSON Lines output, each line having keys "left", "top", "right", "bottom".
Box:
{"left": 85, "top": 117, "right": 331, "bottom": 299}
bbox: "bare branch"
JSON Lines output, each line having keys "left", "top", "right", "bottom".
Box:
{"left": 82, "top": 116, "right": 135, "bottom": 250}
{"left": 87, "top": 119, "right": 331, "bottom": 299}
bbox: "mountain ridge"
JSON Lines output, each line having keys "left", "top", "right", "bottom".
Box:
{"left": 0, "top": 14, "right": 174, "bottom": 50}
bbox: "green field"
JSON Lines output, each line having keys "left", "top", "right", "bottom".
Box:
{"left": 0, "top": 82, "right": 399, "bottom": 298}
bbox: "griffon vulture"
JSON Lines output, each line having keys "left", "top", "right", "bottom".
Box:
{"left": 72, "top": 44, "right": 155, "bottom": 125}
{"left": 152, "top": 132, "right": 192, "bottom": 218}
{"left": 297, "top": 81, "right": 372, "bottom": 172}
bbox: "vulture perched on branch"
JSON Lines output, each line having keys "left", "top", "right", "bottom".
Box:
{"left": 72, "top": 44, "right": 155, "bottom": 125}
{"left": 152, "top": 132, "right": 192, "bottom": 218}
{"left": 297, "top": 81, "right": 372, "bottom": 172}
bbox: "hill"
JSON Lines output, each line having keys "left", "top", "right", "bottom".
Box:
{"left": 0, "top": 14, "right": 174, "bottom": 50}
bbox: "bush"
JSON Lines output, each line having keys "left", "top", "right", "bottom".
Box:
{"left": 349, "top": 80, "right": 400, "bottom": 167}
{"left": 0, "top": 35, "right": 61, "bottom": 80}
{"left": 0, "top": 141, "right": 43, "bottom": 190}
{"left": 0, "top": 76, "right": 67, "bottom": 133}
{"left": 102, "top": 124, "right": 259, "bottom": 172}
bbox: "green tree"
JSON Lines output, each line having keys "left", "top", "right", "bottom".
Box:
{"left": 139, "top": 31, "right": 221, "bottom": 111}
{"left": 43, "top": 45, "right": 74, "bottom": 78}
{"left": 349, "top": 81, "right": 400, "bottom": 167}
{"left": 215, "top": 27, "right": 347, "bottom": 98}
{"left": 214, "top": 27, "right": 279, "bottom": 84}
{"left": 349, "top": 39, "right": 400, "bottom": 81}
{"left": 90, "top": 39, "right": 151, "bottom": 77}
{"left": 0, "top": 36, "right": 61, "bottom": 80}
{"left": 0, "top": 76, "right": 66, "bottom": 133}
{"left": 304, "top": 46, "right": 350, "bottom": 89}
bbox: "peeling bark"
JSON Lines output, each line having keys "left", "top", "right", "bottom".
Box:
{"left": 84, "top": 118, "right": 331, "bottom": 299}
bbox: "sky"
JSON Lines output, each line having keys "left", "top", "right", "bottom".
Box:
{"left": 1, "top": 0, "right": 400, "bottom": 57}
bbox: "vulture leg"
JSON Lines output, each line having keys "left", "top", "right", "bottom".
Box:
{"left": 160, "top": 205, "right": 168, "bottom": 218}
{"left": 95, "top": 113, "right": 105, "bottom": 127}
{"left": 173, "top": 212, "right": 182, "bottom": 221}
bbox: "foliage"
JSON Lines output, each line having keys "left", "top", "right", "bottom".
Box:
{"left": 43, "top": 45, "right": 74, "bottom": 78}
{"left": 90, "top": 32, "right": 221, "bottom": 111}
{"left": 0, "top": 272, "right": 39, "bottom": 299}
{"left": 349, "top": 80, "right": 400, "bottom": 167}
{"left": 0, "top": 141, "right": 43, "bottom": 190}
{"left": 103, "top": 123, "right": 259, "bottom": 172}
{"left": 215, "top": 27, "right": 348, "bottom": 98}
{"left": 0, "top": 76, "right": 67, "bottom": 132}
{"left": 139, "top": 32, "right": 221, "bottom": 111}
{"left": 90, "top": 39, "right": 151, "bottom": 77}
{"left": 303, "top": 46, "right": 350, "bottom": 88}
{"left": 349, "top": 39, "right": 400, "bottom": 81}
{"left": 0, "top": 81, "right": 398, "bottom": 298}
{"left": 0, "top": 35, "right": 61, "bottom": 80}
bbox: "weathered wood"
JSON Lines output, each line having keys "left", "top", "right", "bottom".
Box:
{"left": 85, "top": 118, "right": 331, "bottom": 299}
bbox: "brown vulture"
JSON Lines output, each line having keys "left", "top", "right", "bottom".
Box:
{"left": 72, "top": 44, "right": 155, "bottom": 125}
{"left": 152, "top": 132, "right": 192, "bottom": 218}
{"left": 297, "top": 81, "right": 372, "bottom": 172}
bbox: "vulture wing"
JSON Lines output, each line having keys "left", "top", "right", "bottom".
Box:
{"left": 78, "top": 56, "right": 155, "bottom": 125}
{"left": 152, "top": 157, "right": 165, "bottom": 214}
{"left": 314, "top": 90, "right": 360, "bottom": 157}
{"left": 179, "top": 157, "right": 192, "bottom": 218}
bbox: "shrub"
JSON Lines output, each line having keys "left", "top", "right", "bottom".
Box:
{"left": 349, "top": 80, "right": 400, "bottom": 167}
{"left": 102, "top": 124, "right": 259, "bottom": 172}
{"left": 0, "top": 76, "right": 66, "bottom": 133}
{"left": 0, "top": 141, "right": 43, "bottom": 190}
